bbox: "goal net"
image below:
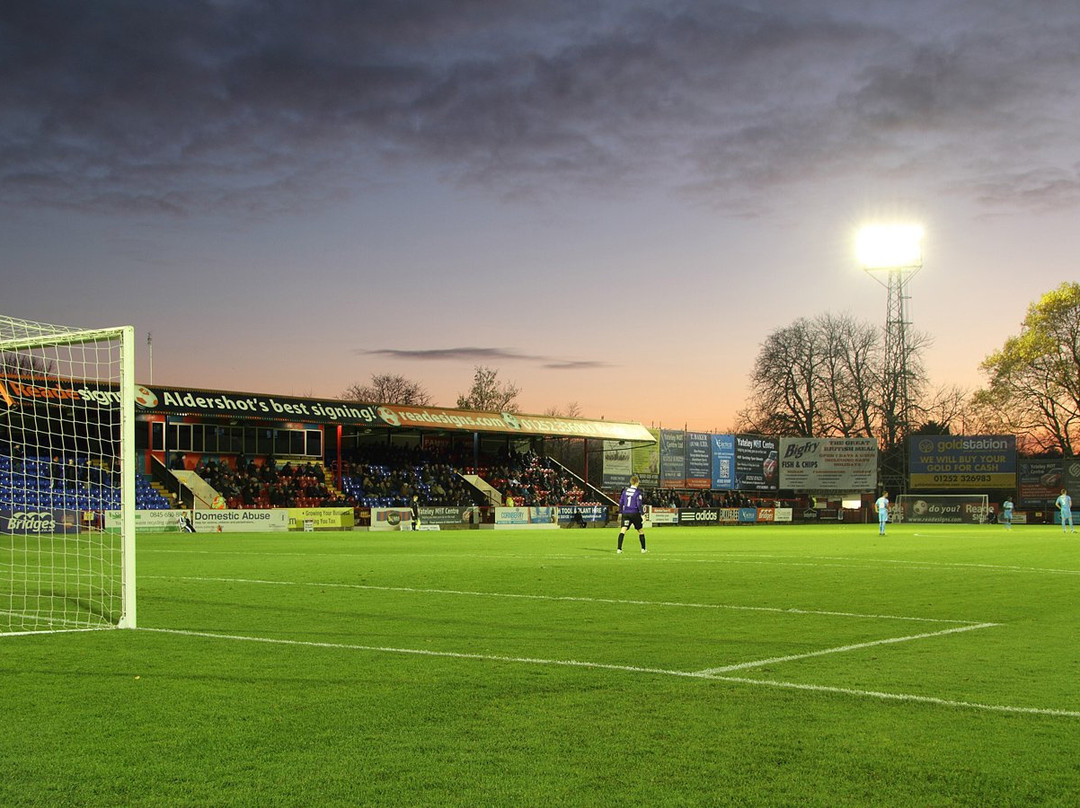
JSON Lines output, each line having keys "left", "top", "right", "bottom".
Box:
{"left": 895, "top": 493, "right": 990, "bottom": 524}
{"left": 1, "top": 314, "right": 136, "bottom": 633}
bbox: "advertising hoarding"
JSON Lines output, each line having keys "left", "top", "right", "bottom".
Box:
{"left": 908, "top": 435, "right": 1016, "bottom": 489}
{"left": 1017, "top": 460, "right": 1064, "bottom": 507}
{"left": 711, "top": 434, "right": 736, "bottom": 490}
{"left": 659, "top": 430, "right": 686, "bottom": 489}
{"left": 1, "top": 508, "right": 82, "bottom": 534}
{"left": 778, "top": 437, "right": 878, "bottom": 491}
{"left": 192, "top": 509, "right": 289, "bottom": 532}
{"left": 735, "top": 435, "right": 778, "bottom": 492}
{"left": 686, "top": 433, "right": 712, "bottom": 489}
{"left": 602, "top": 440, "right": 633, "bottom": 488}
{"left": 632, "top": 428, "right": 661, "bottom": 488}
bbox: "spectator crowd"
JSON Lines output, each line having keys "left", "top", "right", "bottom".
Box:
{"left": 177, "top": 445, "right": 768, "bottom": 517}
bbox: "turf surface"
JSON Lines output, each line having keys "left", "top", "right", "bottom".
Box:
{"left": 2, "top": 522, "right": 1079, "bottom": 806}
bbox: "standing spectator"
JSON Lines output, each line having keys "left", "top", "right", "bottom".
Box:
{"left": 616, "top": 474, "right": 647, "bottom": 554}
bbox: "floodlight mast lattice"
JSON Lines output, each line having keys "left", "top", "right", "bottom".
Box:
{"left": 857, "top": 224, "right": 924, "bottom": 496}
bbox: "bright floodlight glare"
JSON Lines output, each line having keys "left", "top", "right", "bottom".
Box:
{"left": 855, "top": 224, "right": 924, "bottom": 269}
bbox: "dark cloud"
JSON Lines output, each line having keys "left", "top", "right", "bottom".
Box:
{"left": 359, "top": 346, "right": 610, "bottom": 369}
{"left": 2, "top": 0, "right": 1079, "bottom": 214}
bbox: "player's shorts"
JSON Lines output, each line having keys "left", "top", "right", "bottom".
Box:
{"left": 621, "top": 512, "right": 644, "bottom": 531}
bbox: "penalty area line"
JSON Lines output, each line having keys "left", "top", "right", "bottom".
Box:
{"left": 696, "top": 622, "right": 1000, "bottom": 675}
{"left": 138, "top": 627, "right": 1080, "bottom": 719}
{"left": 710, "top": 674, "right": 1080, "bottom": 719}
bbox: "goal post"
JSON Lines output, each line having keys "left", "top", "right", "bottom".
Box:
{"left": 895, "top": 493, "right": 990, "bottom": 524}
{"left": 1, "top": 314, "right": 136, "bottom": 633}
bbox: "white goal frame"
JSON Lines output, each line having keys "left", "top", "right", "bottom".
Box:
{"left": 1, "top": 315, "right": 136, "bottom": 632}
{"left": 895, "top": 493, "right": 990, "bottom": 525}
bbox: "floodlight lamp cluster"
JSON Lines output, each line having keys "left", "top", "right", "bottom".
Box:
{"left": 855, "top": 224, "right": 924, "bottom": 270}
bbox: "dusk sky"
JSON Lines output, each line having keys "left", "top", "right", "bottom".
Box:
{"left": 4, "top": 1, "right": 1080, "bottom": 432}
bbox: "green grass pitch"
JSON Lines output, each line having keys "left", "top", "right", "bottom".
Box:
{"left": 2, "top": 522, "right": 1079, "bottom": 806}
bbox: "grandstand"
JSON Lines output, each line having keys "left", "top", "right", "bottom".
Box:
{"left": 0, "top": 455, "right": 170, "bottom": 512}
{"left": 4, "top": 355, "right": 1067, "bottom": 529}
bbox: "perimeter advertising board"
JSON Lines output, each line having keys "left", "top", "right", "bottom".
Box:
{"left": 418, "top": 506, "right": 480, "bottom": 526}
{"left": 647, "top": 507, "right": 678, "bottom": 525}
{"left": 1, "top": 509, "right": 81, "bottom": 534}
{"left": 778, "top": 437, "right": 878, "bottom": 491}
{"left": 132, "top": 510, "right": 182, "bottom": 531}
{"left": 108, "top": 510, "right": 192, "bottom": 532}
{"left": 899, "top": 496, "right": 990, "bottom": 524}
{"left": 686, "top": 433, "right": 712, "bottom": 489}
{"left": 659, "top": 430, "right": 686, "bottom": 489}
{"left": 1066, "top": 460, "right": 1080, "bottom": 499}
{"left": 632, "top": 428, "right": 661, "bottom": 488}
{"left": 1018, "top": 460, "right": 1064, "bottom": 507}
{"left": 908, "top": 435, "right": 1016, "bottom": 489}
{"left": 193, "top": 509, "right": 289, "bottom": 532}
{"left": 678, "top": 508, "right": 719, "bottom": 525}
{"left": 602, "top": 440, "right": 633, "bottom": 488}
{"left": 734, "top": 435, "right": 778, "bottom": 492}
{"left": 286, "top": 507, "right": 354, "bottom": 530}
{"left": 711, "top": 434, "right": 736, "bottom": 490}
{"left": 370, "top": 507, "right": 413, "bottom": 531}
{"left": 557, "top": 505, "right": 608, "bottom": 524}
{"left": 494, "top": 506, "right": 559, "bottom": 529}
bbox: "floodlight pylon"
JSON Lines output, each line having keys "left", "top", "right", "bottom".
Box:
{"left": 858, "top": 225, "right": 923, "bottom": 495}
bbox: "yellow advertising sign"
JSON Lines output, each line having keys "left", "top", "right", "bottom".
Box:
{"left": 286, "top": 507, "right": 354, "bottom": 531}
{"left": 909, "top": 473, "right": 1016, "bottom": 489}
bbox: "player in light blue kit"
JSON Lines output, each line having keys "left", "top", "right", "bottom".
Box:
{"left": 874, "top": 491, "right": 889, "bottom": 535}
{"left": 617, "top": 474, "right": 647, "bottom": 553}
{"left": 1056, "top": 489, "right": 1075, "bottom": 533}
{"left": 1001, "top": 497, "right": 1014, "bottom": 529}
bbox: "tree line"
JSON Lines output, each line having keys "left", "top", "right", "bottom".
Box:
{"left": 339, "top": 282, "right": 1080, "bottom": 457}
{"left": 735, "top": 282, "right": 1079, "bottom": 456}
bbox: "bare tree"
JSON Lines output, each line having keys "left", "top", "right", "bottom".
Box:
{"left": 341, "top": 373, "right": 432, "bottom": 406}
{"left": 816, "top": 313, "right": 881, "bottom": 437}
{"left": 456, "top": 366, "right": 520, "bottom": 412}
{"left": 738, "top": 311, "right": 932, "bottom": 444}
{"left": 915, "top": 384, "right": 973, "bottom": 435}
{"left": 0, "top": 351, "right": 52, "bottom": 375}
{"left": 738, "top": 318, "right": 822, "bottom": 436}
{"left": 544, "top": 402, "right": 583, "bottom": 418}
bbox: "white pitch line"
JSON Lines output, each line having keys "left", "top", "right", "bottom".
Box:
{"left": 709, "top": 674, "right": 1080, "bottom": 719}
{"left": 654, "top": 555, "right": 1080, "bottom": 577}
{"left": 145, "top": 574, "right": 987, "bottom": 625}
{"left": 141, "top": 547, "right": 1080, "bottom": 576}
{"left": 0, "top": 626, "right": 111, "bottom": 637}
{"left": 139, "top": 627, "right": 1080, "bottom": 719}
{"left": 695, "top": 622, "right": 1000, "bottom": 675}
{"left": 787, "top": 554, "right": 1080, "bottom": 577}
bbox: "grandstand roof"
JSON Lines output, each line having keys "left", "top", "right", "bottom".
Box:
{"left": 1, "top": 376, "right": 656, "bottom": 445}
